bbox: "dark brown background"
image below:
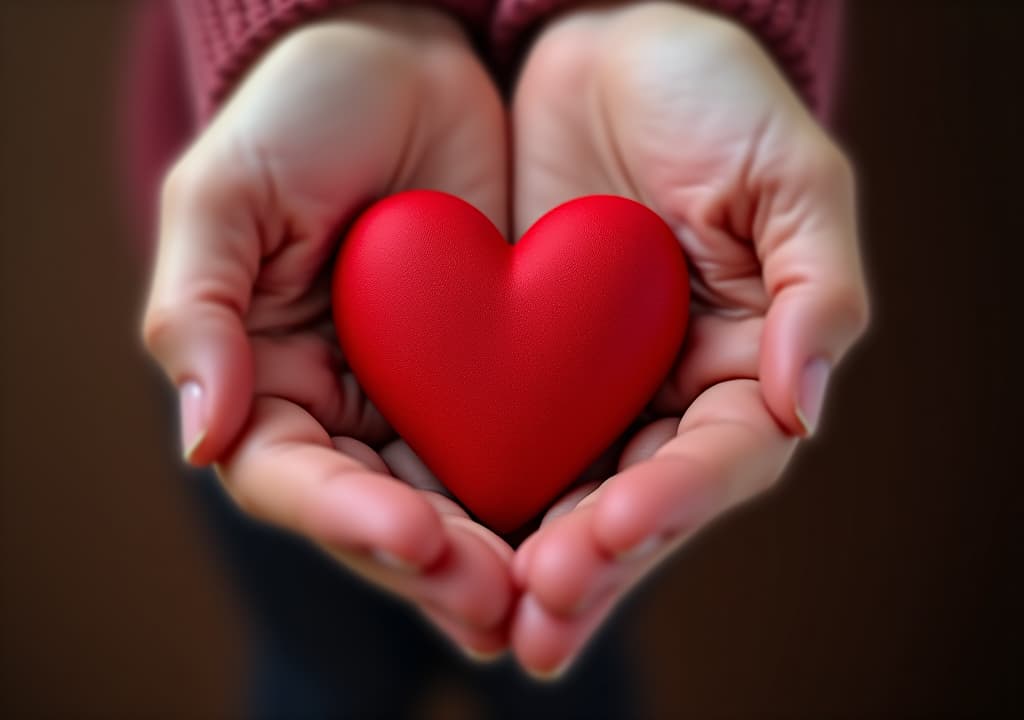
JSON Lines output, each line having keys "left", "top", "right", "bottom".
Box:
{"left": 2, "top": 1, "right": 1020, "bottom": 717}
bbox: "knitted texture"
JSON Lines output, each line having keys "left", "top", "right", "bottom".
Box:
{"left": 174, "top": 0, "right": 840, "bottom": 121}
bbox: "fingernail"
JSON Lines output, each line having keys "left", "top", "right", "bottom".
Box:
{"left": 796, "top": 357, "right": 831, "bottom": 437}
{"left": 371, "top": 548, "right": 419, "bottom": 573}
{"left": 615, "top": 534, "right": 661, "bottom": 562}
{"left": 179, "top": 381, "right": 206, "bottom": 461}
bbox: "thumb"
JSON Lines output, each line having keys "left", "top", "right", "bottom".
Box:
{"left": 142, "top": 159, "right": 259, "bottom": 464}
{"left": 758, "top": 148, "right": 870, "bottom": 437}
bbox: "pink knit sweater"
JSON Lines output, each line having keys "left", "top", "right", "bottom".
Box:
{"left": 171, "top": 0, "right": 840, "bottom": 119}
{"left": 123, "top": 0, "right": 841, "bottom": 242}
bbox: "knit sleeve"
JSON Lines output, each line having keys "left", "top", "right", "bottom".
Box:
{"left": 491, "top": 0, "right": 844, "bottom": 120}
{"left": 172, "top": 0, "right": 495, "bottom": 122}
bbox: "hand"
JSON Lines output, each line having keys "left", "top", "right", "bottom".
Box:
{"left": 142, "top": 4, "right": 513, "bottom": 657}
{"left": 509, "top": 2, "right": 870, "bottom": 676}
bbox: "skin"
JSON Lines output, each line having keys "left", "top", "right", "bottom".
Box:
{"left": 142, "top": 1, "right": 869, "bottom": 678}
{"left": 508, "top": 2, "right": 869, "bottom": 676}
{"left": 143, "top": 4, "right": 514, "bottom": 657}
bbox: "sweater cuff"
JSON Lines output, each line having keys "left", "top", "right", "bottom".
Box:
{"left": 491, "top": 0, "right": 843, "bottom": 120}
{"left": 173, "top": 0, "right": 495, "bottom": 123}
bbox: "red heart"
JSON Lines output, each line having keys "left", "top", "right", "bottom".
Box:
{"left": 333, "top": 191, "right": 689, "bottom": 533}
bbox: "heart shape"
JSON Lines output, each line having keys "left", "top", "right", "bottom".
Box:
{"left": 333, "top": 191, "right": 689, "bottom": 533}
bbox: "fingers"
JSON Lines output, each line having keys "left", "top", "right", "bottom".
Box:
{"left": 330, "top": 436, "right": 389, "bottom": 475}
{"left": 419, "top": 517, "right": 512, "bottom": 658}
{"left": 513, "top": 380, "right": 796, "bottom": 676}
{"left": 379, "top": 439, "right": 451, "bottom": 496}
{"left": 592, "top": 380, "right": 796, "bottom": 557}
{"left": 510, "top": 443, "right": 631, "bottom": 588}
{"left": 142, "top": 157, "right": 260, "bottom": 465}
{"left": 757, "top": 145, "right": 870, "bottom": 436}
{"left": 220, "top": 396, "right": 445, "bottom": 569}
{"left": 519, "top": 504, "right": 621, "bottom": 618}
{"left": 540, "top": 481, "right": 602, "bottom": 526}
{"left": 616, "top": 417, "right": 679, "bottom": 471}
{"left": 651, "top": 313, "right": 762, "bottom": 414}
{"left": 327, "top": 513, "right": 515, "bottom": 658}
{"left": 330, "top": 515, "right": 514, "bottom": 630}
{"left": 420, "top": 606, "right": 509, "bottom": 661}
{"left": 514, "top": 417, "right": 677, "bottom": 609}
{"left": 511, "top": 591, "right": 620, "bottom": 680}
{"left": 251, "top": 333, "right": 394, "bottom": 443}
{"left": 222, "top": 398, "right": 515, "bottom": 653}
{"left": 512, "top": 534, "right": 669, "bottom": 679}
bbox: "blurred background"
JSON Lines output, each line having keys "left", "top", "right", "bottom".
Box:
{"left": 2, "top": 1, "right": 1020, "bottom": 717}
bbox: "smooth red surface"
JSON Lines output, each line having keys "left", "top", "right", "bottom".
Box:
{"left": 333, "top": 191, "right": 689, "bottom": 533}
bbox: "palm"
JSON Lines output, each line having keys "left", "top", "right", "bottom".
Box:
{"left": 147, "top": 5, "right": 514, "bottom": 657}
{"left": 507, "top": 3, "right": 865, "bottom": 676}
{"left": 227, "top": 22, "right": 506, "bottom": 449}
{"left": 512, "top": 4, "right": 813, "bottom": 404}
